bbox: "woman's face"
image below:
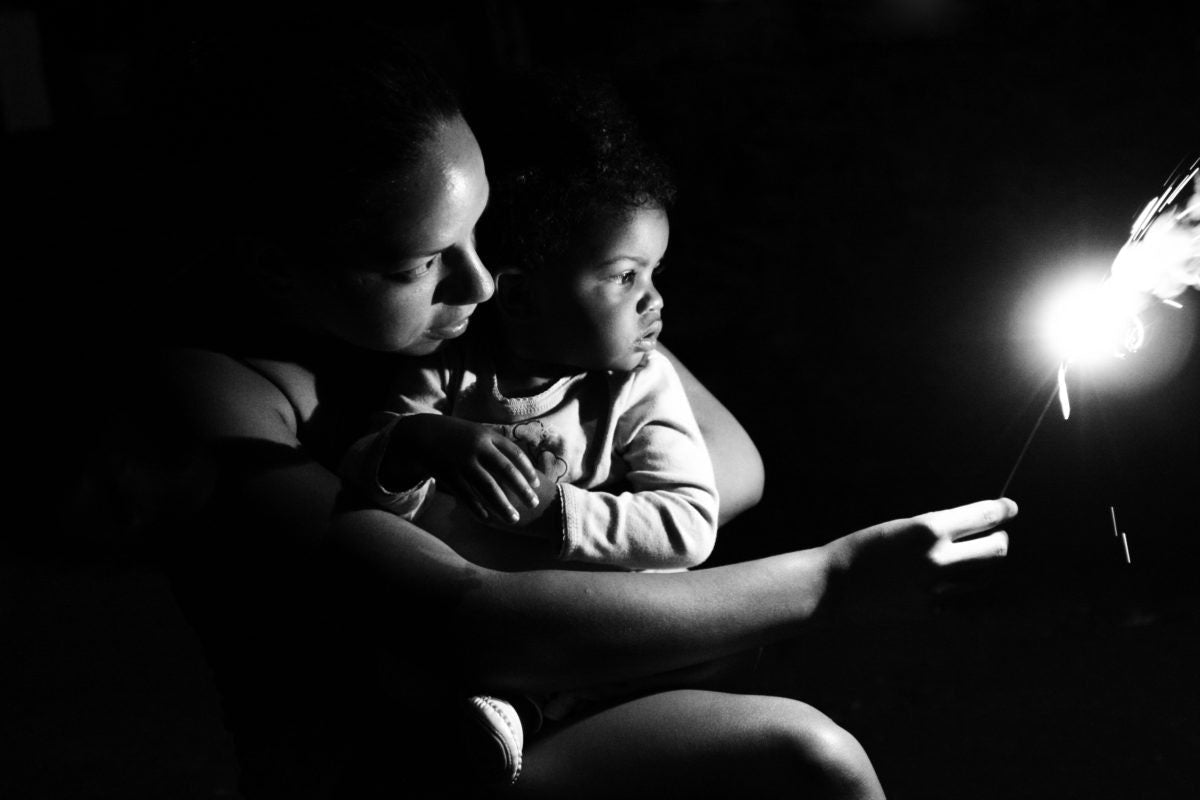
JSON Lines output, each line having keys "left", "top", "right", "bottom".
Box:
{"left": 294, "top": 115, "right": 493, "bottom": 354}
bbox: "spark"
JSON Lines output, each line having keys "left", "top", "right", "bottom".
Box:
{"left": 1160, "top": 166, "right": 1195, "bottom": 208}
{"left": 1108, "top": 506, "right": 1119, "bottom": 538}
{"left": 1120, "top": 531, "right": 1132, "bottom": 565}
{"left": 1056, "top": 361, "right": 1071, "bottom": 420}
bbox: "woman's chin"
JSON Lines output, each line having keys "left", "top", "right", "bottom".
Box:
{"left": 385, "top": 336, "right": 450, "bottom": 357}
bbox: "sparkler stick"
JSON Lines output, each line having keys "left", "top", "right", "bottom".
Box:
{"left": 998, "top": 378, "right": 1060, "bottom": 497}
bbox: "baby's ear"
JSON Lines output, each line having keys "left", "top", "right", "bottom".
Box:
{"left": 495, "top": 268, "right": 537, "bottom": 319}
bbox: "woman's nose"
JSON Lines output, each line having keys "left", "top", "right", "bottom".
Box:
{"left": 638, "top": 282, "right": 664, "bottom": 315}
{"left": 441, "top": 244, "right": 494, "bottom": 305}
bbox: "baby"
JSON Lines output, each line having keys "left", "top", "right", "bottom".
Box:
{"left": 341, "top": 73, "right": 718, "bottom": 783}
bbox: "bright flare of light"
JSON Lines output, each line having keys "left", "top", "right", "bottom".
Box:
{"left": 1042, "top": 158, "right": 1198, "bottom": 418}
{"left": 1041, "top": 275, "right": 1148, "bottom": 365}
{"left": 1040, "top": 273, "right": 1152, "bottom": 420}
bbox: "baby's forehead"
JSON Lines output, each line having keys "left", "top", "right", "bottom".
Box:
{"left": 572, "top": 204, "right": 668, "bottom": 250}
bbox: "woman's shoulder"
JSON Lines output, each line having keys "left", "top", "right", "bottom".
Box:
{"left": 163, "top": 347, "right": 315, "bottom": 444}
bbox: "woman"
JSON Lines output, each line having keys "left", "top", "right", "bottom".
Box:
{"left": 160, "top": 19, "right": 1014, "bottom": 799}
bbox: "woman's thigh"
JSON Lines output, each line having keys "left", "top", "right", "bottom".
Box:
{"left": 513, "top": 690, "right": 885, "bottom": 800}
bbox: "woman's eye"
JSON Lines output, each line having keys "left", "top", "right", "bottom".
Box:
{"left": 387, "top": 256, "right": 438, "bottom": 283}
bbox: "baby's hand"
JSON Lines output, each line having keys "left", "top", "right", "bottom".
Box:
{"left": 405, "top": 416, "right": 541, "bottom": 524}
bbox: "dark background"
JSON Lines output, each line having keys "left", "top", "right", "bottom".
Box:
{"left": 4, "top": 1, "right": 1198, "bottom": 798}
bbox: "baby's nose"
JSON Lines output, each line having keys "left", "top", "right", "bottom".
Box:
{"left": 638, "top": 285, "right": 664, "bottom": 314}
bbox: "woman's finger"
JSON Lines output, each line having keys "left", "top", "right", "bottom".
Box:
{"left": 483, "top": 445, "right": 540, "bottom": 507}
{"left": 493, "top": 439, "right": 541, "bottom": 488}
{"left": 449, "top": 477, "right": 491, "bottom": 521}
{"left": 469, "top": 466, "right": 521, "bottom": 524}
{"left": 918, "top": 498, "right": 1018, "bottom": 541}
{"left": 928, "top": 529, "right": 1009, "bottom": 568}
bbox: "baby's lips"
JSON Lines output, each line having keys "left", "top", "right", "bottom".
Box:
{"left": 637, "top": 318, "right": 663, "bottom": 342}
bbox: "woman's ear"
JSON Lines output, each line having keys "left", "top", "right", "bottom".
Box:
{"left": 495, "top": 268, "right": 538, "bottom": 320}
{"left": 246, "top": 238, "right": 299, "bottom": 298}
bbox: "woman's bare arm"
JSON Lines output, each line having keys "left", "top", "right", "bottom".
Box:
{"left": 331, "top": 505, "right": 838, "bottom": 692}
{"left": 166, "top": 348, "right": 1014, "bottom": 694}
{"left": 658, "top": 344, "right": 764, "bottom": 525}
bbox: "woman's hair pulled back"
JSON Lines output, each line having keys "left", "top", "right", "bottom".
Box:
{"left": 186, "top": 14, "right": 461, "bottom": 254}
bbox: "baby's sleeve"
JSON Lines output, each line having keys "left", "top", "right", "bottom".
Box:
{"left": 557, "top": 354, "right": 720, "bottom": 570}
{"left": 337, "top": 355, "right": 454, "bottom": 519}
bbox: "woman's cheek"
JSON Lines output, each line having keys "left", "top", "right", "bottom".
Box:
{"left": 381, "top": 285, "right": 435, "bottom": 351}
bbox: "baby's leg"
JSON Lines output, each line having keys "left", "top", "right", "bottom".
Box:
{"left": 513, "top": 689, "right": 885, "bottom": 799}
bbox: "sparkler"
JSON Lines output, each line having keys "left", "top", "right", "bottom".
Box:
{"left": 1000, "top": 155, "right": 1199, "bottom": 500}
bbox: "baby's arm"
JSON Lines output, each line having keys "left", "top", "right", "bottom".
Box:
{"left": 340, "top": 357, "right": 540, "bottom": 523}
{"left": 557, "top": 353, "right": 719, "bottom": 570}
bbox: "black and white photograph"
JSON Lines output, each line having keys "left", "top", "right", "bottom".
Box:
{"left": 4, "top": 2, "right": 1198, "bottom": 798}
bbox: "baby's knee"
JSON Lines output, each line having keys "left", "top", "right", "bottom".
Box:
{"left": 767, "top": 703, "right": 883, "bottom": 800}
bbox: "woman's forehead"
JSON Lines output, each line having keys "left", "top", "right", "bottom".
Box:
{"left": 377, "top": 117, "right": 489, "bottom": 257}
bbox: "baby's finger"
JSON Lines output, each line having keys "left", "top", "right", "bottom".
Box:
{"left": 920, "top": 498, "right": 1018, "bottom": 542}
{"left": 929, "top": 530, "right": 1009, "bottom": 568}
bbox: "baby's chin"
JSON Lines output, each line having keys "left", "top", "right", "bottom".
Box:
{"left": 543, "top": 344, "right": 655, "bottom": 375}
{"left": 607, "top": 349, "right": 654, "bottom": 374}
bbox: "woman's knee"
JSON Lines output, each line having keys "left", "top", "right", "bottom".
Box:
{"left": 763, "top": 700, "right": 884, "bottom": 800}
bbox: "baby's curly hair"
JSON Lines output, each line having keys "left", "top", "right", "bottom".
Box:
{"left": 471, "top": 71, "right": 675, "bottom": 274}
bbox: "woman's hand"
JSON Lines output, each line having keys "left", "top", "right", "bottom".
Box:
{"left": 828, "top": 497, "right": 1017, "bottom": 596}
{"left": 394, "top": 414, "right": 542, "bottom": 524}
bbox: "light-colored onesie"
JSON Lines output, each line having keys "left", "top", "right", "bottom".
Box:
{"left": 341, "top": 341, "right": 718, "bottom": 570}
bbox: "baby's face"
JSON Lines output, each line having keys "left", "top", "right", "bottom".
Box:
{"left": 533, "top": 206, "right": 669, "bottom": 372}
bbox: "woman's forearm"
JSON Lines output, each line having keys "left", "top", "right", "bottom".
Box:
{"left": 464, "top": 547, "right": 839, "bottom": 692}
{"left": 332, "top": 507, "right": 845, "bottom": 693}
{"left": 332, "top": 497, "right": 1016, "bottom": 694}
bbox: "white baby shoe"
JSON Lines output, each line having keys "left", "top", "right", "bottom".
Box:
{"left": 460, "top": 694, "right": 525, "bottom": 784}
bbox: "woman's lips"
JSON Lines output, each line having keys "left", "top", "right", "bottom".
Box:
{"left": 427, "top": 315, "right": 472, "bottom": 340}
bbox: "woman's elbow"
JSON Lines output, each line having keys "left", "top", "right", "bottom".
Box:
{"left": 717, "top": 447, "right": 764, "bottom": 524}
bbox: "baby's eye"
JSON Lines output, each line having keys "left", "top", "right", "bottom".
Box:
{"left": 652, "top": 261, "right": 666, "bottom": 276}
{"left": 617, "top": 270, "right": 637, "bottom": 285}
